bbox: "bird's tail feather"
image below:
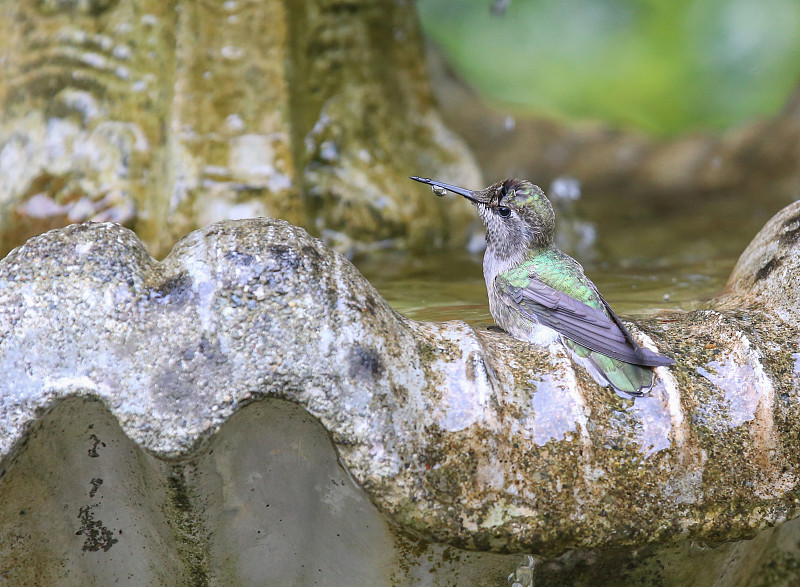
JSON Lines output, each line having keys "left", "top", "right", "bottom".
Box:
{"left": 565, "top": 338, "right": 654, "bottom": 395}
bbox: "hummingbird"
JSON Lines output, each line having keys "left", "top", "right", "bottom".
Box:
{"left": 410, "top": 176, "right": 674, "bottom": 395}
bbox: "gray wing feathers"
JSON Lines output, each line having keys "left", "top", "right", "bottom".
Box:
{"left": 499, "top": 278, "right": 674, "bottom": 367}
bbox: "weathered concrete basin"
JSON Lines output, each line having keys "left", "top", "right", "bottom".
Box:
{"left": 1, "top": 202, "right": 799, "bottom": 585}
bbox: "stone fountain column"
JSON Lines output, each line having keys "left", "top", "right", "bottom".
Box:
{"left": 0, "top": 0, "right": 481, "bottom": 258}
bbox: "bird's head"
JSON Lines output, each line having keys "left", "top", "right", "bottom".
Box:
{"left": 410, "top": 177, "right": 555, "bottom": 251}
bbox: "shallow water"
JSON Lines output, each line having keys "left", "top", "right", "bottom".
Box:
{"left": 355, "top": 189, "right": 791, "bottom": 324}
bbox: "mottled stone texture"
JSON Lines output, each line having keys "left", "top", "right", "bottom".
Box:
{"left": 0, "top": 0, "right": 480, "bottom": 258}
{"left": 1, "top": 205, "right": 800, "bottom": 584}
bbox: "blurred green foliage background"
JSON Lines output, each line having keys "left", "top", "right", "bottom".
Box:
{"left": 417, "top": 0, "right": 800, "bottom": 136}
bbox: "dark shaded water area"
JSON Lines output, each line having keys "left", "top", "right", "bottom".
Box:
{"left": 355, "top": 188, "right": 793, "bottom": 324}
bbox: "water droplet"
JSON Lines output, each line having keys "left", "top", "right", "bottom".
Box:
{"left": 549, "top": 176, "right": 582, "bottom": 201}
{"left": 432, "top": 186, "right": 447, "bottom": 197}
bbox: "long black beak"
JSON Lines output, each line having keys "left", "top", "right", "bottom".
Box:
{"left": 409, "top": 176, "right": 484, "bottom": 205}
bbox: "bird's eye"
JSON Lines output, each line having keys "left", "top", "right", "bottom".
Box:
{"left": 497, "top": 206, "right": 511, "bottom": 218}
